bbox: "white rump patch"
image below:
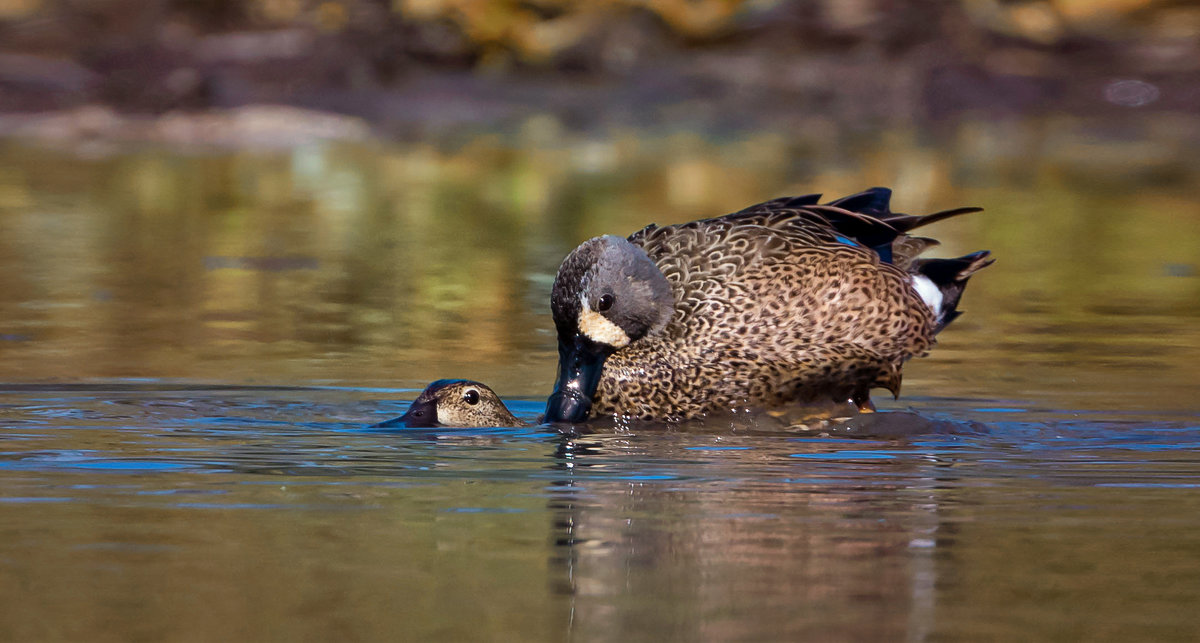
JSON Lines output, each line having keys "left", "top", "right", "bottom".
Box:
{"left": 911, "top": 275, "right": 943, "bottom": 315}
{"left": 578, "top": 296, "right": 631, "bottom": 348}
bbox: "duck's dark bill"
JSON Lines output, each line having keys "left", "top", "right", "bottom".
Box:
{"left": 545, "top": 388, "right": 593, "bottom": 424}
{"left": 545, "top": 334, "right": 609, "bottom": 423}
{"left": 374, "top": 398, "right": 438, "bottom": 428}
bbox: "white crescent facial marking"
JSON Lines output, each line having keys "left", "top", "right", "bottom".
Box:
{"left": 432, "top": 393, "right": 449, "bottom": 425}
{"left": 578, "top": 295, "right": 631, "bottom": 348}
{"left": 911, "top": 275, "right": 943, "bottom": 316}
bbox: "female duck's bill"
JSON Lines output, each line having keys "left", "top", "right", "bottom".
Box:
{"left": 374, "top": 379, "right": 522, "bottom": 428}
{"left": 544, "top": 188, "right": 994, "bottom": 424}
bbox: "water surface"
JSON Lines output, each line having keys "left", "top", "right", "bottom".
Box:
{"left": 1, "top": 115, "right": 1199, "bottom": 641}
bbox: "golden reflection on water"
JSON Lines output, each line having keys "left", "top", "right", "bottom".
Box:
{"left": 0, "top": 469, "right": 567, "bottom": 641}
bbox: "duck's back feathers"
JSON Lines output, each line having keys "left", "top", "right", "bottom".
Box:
{"left": 631, "top": 188, "right": 983, "bottom": 270}
{"left": 732, "top": 193, "right": 824, "bottom": 213}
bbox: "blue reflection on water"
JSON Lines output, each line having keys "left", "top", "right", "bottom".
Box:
{"left": 65, "top": 460, "right": 195, "bottom": 471}
{"left": 2, "top": 388, "right": 1200, "bottom": 492}
{"left": 791, "top": 451, "right": 899, "bottom": 460}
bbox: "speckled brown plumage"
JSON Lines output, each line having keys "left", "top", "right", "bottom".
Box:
{"left": 375, "top": 379, "right": 522, "bottom": 428}
{"left": 546, "top": 188, "right": 993, "bottom": 423}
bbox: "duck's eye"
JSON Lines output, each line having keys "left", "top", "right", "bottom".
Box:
{"left": 597, "top": 293, "right": 615, "bottom": 312}
{"left": 463, "top": 389, "right": 480, "bottom": 405}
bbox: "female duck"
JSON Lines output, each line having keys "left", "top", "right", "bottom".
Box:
{"left": 376, "top": 380, "right": 522, "bottom": 428}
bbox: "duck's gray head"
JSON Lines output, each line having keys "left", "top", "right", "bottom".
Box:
{"left": 546, "top": 235, "right": 673, "bottom": 423}
{"left": 376, "top": 379, "right": 519, "bottom": 428}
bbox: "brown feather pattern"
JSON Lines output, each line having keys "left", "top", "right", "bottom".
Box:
{"left": 580, "top": 192, "right": 988, "bottom": 421}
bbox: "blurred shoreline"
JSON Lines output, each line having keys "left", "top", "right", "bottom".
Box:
{"left": 1, "top": 0, "right": 1199, "bottom": 147}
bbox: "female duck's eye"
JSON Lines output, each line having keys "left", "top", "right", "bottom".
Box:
{"left": 597, "top": 294, "right": 615, "bottom": 312}
{"left": 464, "top": 390, "right": 480, "bottom": 405}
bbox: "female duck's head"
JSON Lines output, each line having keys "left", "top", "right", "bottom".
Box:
{"left": 546, "top": 235, "right": 673, "bottom": 423}
{"left": 376, "top": 379, "right": 520, "bottom": 428}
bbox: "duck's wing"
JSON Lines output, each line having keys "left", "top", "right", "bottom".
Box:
{"left": 731, "top": 194, "right": 824, "bottom": 213}
{"left": 826, "top": 187, "right": 985, "bottom": 229}
{"left": 629, "top": 190, "right": 986, "bottom": 274}
{"left": 625, "top": 193, "right": 823, "bottom": 247}
{"left": 628, "top": 193, "right": 895, "bottom": 261}
{"left": 625, "top": 195, "right": 934, "bottom": 336}
{"left": 702, "top": 188, "right": 983, "bottom": 267}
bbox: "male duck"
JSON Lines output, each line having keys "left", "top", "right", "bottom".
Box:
{"left": 545, "top": 188, "right": 993, "bottom": 423}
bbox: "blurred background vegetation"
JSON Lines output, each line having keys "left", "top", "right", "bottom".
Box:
{"left": 2, "top": 0, "right": 1199, "bottom": 135}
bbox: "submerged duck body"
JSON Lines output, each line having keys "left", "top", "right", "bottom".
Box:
{"left": 545, "top": 188, "right": 994, "bottom": 423}
{"left": 375, "top": 379, "right": 522, "bottom": 428}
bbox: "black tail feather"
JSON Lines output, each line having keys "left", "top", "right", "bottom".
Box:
{"left": 826, "top": 187, "right": 893, "bottom": 217}
{"left": 916, "top": 251, "right": 995, "bottom": 332}
{"left": 882, "top": 206, "right": 985, "bottom": 234}
{"left": 817, "top": 189, "right": 984, "bottom": 265}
